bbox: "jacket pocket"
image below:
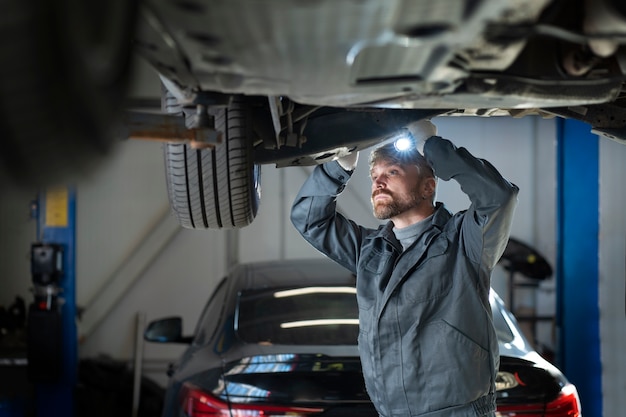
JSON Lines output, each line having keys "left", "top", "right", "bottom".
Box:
{"left": 357, "top": 249, "right": 392, "bottom": 309}
{"left": 402, "top": 237, "right": 451, "bottom": 304}
{"left": 361, "top": 247, "right": 392, "bottom": 274}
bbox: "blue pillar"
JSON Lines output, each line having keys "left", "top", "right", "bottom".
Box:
{"left": 34, "top": 186, "right": 77, "bottom": 417}
{"left": 556, "top": 119, "right": 601, "bottom": 417}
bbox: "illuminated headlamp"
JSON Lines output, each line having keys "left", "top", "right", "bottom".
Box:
{"left": 377, "top": 129, "right": 416, "bottom": 153}
{"left": 394, "top": 135, "right": 413, "bottom": 152}
{"left": 387, "top": 129, "right": 415, "bottom": 152}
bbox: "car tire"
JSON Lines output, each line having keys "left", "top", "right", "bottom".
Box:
{"left": 0, "top": 0, "right": 137, "bottom": 187}
{"left": 163, "top": 96, "right": 261, "bottom": 229}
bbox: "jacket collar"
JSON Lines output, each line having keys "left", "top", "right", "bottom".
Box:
{"left": 430, "top": 202, "right": 452, "bottom": 230}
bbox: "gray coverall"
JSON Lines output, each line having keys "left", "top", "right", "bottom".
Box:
{"left": 290, "top": 136, "right": 519, "bottom": 417}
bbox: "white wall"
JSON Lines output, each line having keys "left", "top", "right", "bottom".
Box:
{"left": 599, "top": 138, "right": 626, "bottom": 417}
{"left": 74, "top": 139, "right": 229, "bottom": 359}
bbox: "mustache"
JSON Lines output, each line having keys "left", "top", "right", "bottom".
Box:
{"left": 372, "top": 190, "right": 392, "bottom": 199}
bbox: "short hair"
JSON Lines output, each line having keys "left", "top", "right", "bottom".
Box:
{"left": 368, "top": 141, "right": 435, "bottom": 179}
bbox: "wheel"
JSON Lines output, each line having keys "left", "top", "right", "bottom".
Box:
{"left": 163, "top": 96, "right": 261, "bottom": 229}
{"left": 0, "top": 0, "right": 137, "bottom": 187}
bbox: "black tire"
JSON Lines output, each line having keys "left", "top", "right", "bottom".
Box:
{"left": 164, "top": 97, "right": 261, "bottom": 229}
{"left": 0, "top": 0, "right": 137, "bottom": 187}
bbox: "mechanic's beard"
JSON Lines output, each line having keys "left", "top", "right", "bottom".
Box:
{"left": 372, "top": 191, "right": 421, "bottom": 220}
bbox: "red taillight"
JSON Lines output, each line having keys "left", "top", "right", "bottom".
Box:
{"left": 179, "top": 382, "right": 324, "bottom": 417}
{"left": 180, "top": 383, "right": 225, "bottom": 416}
{"left": 497, "top": 383, "right": 582, "bottom": 417}
{"left": 544, "top": 384, "right": 582, "bottom": 417}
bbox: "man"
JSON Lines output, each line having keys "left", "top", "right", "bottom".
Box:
{"left": 290, "top": 120, "right": 519, "bottom": 417}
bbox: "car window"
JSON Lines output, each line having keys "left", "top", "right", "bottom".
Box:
{"left": 236, "top": 286, "right": 359, "bottom": 345}
{"left": 236, "top": 285, "right": 514, "bottom": 345}
{"left": 193, "top": 278, "right": 229, "bottom": 346}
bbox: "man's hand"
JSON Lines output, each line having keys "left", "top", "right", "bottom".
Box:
{"left": 337, "top": 151, "right": 359, "bottom": 171}
{"left": 407, "top": 119, "right": 437, "bottom": 154}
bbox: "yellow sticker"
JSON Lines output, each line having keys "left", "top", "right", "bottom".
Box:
{"left": 45, "top": 187, "right": 69, "bottom": 227}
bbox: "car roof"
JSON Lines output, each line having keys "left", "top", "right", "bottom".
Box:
{"left": 231, "top": 258, "right": 356, "bottom": 292}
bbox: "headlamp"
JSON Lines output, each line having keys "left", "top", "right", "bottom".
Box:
{"left": 378, "top": 129, "right": 415, "bottom": 153}
{"left": 394, "top": 135, "right": 413, "bottom": 152}
{"left": 387, "top": 128, "right": 415, "bottom": 152}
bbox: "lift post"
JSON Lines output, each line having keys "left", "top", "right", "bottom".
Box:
{"left": 29, "top": 186, "right": 77, "bottom": 417}
{"left": 556, "top": 119, "right": 602, "bottom": 417}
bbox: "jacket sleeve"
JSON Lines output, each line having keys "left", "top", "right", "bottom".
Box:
{"left": 290, "top": 161, "right": 369, "bottom": 274}
{"left": 423, "top": 136, "right": 519, "bottom": 269}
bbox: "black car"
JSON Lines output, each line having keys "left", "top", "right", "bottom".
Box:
{"left": 145, "top": 258, "right": 581, "bottom": 417}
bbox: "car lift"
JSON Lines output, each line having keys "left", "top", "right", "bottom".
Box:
{"left": 28, "top": 186, "right": 77, "bottom": 417}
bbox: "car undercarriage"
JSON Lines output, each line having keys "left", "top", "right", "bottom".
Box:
{"left": 1, "top": 0, "right": 625, "bottom": 228}
{"left": 135, "top": 0, "right": 626, "bottom": 149}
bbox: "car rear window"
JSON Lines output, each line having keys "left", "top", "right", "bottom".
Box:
{"left": 236, "top": 286, "right": 359, "bottom": 345}
{"left": 237, "top": 286, "right": 515, "bottom": 345}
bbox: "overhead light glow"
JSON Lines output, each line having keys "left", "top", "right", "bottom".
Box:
{"left": 280, "top": 319, "right": 359, "bottom": 329}
{"left": 273, "top": 287, "right": 356, "bottom": 298}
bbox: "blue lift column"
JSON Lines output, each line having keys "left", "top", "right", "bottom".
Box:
{"left": 556, "top": 119, "right": 602, "bottom": 417}
{"left": 32, "top": 186, "right": 77, "bottom": 417}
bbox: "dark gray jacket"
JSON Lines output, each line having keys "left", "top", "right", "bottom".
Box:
{"left": 290, "top": 136, "right": 519, "bottom": 417}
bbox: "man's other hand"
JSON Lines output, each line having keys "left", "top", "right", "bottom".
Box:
{"left": 407, "top": 120, "right": 437, "bottom": 154}
{"left": 336, "top": 151, "right": 359, "bottom": 171}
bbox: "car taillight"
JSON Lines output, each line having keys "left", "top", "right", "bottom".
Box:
{"left": 497, "top": 383, "right": 582, "bottom": 417}
{"left": 179, "top": 382, "right": 325, "bottom": 416}
{"left": 544, "top": 384, "right": 582, "bottom": 417}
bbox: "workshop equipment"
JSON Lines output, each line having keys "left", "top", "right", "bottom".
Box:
{"left": 28, "top": 187, "right": 77, "bottom": 417}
